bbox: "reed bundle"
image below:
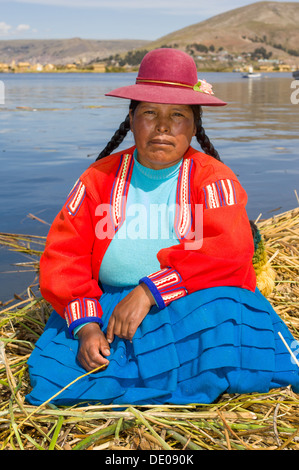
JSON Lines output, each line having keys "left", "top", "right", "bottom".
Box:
{"left": 0, "top": 207, "right": 298, "bottom": 451}
{"left": 257, "top": 207, "right": 299, "bottom": 336}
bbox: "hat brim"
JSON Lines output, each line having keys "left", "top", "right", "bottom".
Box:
{"left": 105, "top": 84, "right": 226, "bottom": 106}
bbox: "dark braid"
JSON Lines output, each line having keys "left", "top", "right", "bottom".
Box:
{"left": 96, "top": 114, "right": 130, "bottom": 160}
{"left": 191, "top": 105, "right": 222, "bottom": 162}
{"left": 96, "top": 100, "right": 139, "bottom": 161}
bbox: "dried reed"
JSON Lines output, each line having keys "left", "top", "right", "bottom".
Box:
{"left": 0, "top": 208, "right": 298, "bottom": 450}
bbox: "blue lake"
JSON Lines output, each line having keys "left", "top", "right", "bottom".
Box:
{"left": 0, "top": 71, "right": 298, "bottom": 301}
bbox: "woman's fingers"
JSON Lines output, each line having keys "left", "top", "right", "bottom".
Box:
{"left": 107, "top": 308, "right": 136, "bottom": 342}
{"left": 106, "top": 315, "right": 115, "bottom": 344}
{"left": 106, "top": 285, "right": 154, "bottom": 343}
{"left": 77, "top": 323, "right": 110, "bottom": 371}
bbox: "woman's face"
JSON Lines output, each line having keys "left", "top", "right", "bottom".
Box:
{"left": 129, "top": 102, "right": 196, "bottom": 170}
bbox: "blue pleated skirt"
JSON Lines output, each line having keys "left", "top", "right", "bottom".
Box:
{"left": 26, "top": 286, "right": 299, "bottom": 406}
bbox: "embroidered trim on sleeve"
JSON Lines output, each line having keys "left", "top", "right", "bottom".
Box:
{"left": 110, "top": 153, "right": 134, "bottom": 231}
{"left": 203, "top": 179, "right": 237, "bottom": 209}
{"left": 140, "top": 267, "right": 187, "bottom": 309}
{"left": 175, "top": 159, "right": 193, "bottom": 239}
{"left": 64, "top": 298, "right": 103, "bottom": 336}
{"left": 161, "top": 288, "right": 187, "bottom": 305}
{"left": 65, "top": 180, "right": 86, "bottom": 216}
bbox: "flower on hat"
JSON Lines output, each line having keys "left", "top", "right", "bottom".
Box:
{"left": 193, "top": 79, "right": 214, "bottom": 95}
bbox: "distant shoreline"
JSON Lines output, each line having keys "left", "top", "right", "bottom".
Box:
{"left": 0, "top": 64, "right": 295, "bottom": 74}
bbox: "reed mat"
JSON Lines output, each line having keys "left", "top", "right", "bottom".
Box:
{"left": 0, "top": 207, "right": 298, "bottom": 450}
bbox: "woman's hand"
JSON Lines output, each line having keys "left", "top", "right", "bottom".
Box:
{"left": 106, "top": 283, "right": 155, "bottom": 343}
{"left": 77, "top": 322, "right": 111, "bottom": 372}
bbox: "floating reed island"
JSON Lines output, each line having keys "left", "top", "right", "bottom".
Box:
{"left": 0, "top": 207, "right": 298, "bottom": 450}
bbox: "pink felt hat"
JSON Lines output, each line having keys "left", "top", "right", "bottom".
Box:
{"left": 105, "top": 48, "right": 226, "bottom": 106}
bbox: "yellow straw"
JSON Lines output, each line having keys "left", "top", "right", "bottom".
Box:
{"left": 17, "top": 364, "right": 107, "bottom": 431}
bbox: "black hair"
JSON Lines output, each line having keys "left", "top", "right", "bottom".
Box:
{"left": 96, "top": 101, "right": 221, "bottom": 161}
{"left": 190, "top": 105, "right": 221, "bottom": 162}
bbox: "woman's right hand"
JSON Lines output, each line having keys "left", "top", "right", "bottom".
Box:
{"left": 77, "top": 323, "right": 111, "bottom": 372}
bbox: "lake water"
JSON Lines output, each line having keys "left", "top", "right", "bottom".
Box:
{"left": 0, "top": 71, "right": 298, "bottom": 301}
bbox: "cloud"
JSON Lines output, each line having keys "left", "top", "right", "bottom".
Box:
{"left": 0, "top": 22, "right": 12, "bottom": 36}
{"left": 0, "top": 21, "right": 36, "bottom": 37}
{"left": 16, "top": 24, "right": 31, "bottom": 32}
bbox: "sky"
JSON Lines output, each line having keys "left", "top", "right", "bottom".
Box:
{"left": 0, "top": 0, "right": 298, "bottom": 41}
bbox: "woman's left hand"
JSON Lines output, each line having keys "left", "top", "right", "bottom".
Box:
{"left": 106, "top": 283, "right": 155, "bottom": 343}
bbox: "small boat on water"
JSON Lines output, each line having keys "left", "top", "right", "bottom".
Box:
{"left": 242, "top": 66, "right": 261, "bottom": 78}
{"left": 292, "top": 70, "right": 299, "bottom": 79}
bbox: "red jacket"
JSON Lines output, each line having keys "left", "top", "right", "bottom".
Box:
{"left": 39, "top": 146, "right": 256, "bottom": 335}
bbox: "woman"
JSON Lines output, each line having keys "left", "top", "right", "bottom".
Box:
{"left": 26, "top": 49, "right": 299, "bottom": 406}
